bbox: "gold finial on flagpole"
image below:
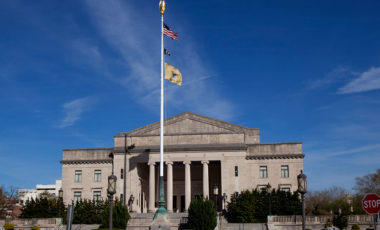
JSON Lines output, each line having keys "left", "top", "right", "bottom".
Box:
{"left": 159, "top": 0, "right": 165, "bottom": 15}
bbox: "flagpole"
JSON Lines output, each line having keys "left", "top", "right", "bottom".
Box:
{"left": 159, "top": 2, "right": 164, "bottom": 200}
{"left": 155, "top": 0, "right": 167, "bottom": 218}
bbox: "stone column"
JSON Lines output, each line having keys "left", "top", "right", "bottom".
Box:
{"left": 202, "top": 160, "right": 209, "bottom": 198}
{"left": 184, "top": 161, "right": 191, "bottom": 211}
{"left": 166, "top": 162, "right": 173, "bottom": 212}
{"left": 148, "top": 162, "right": 155, "bottom": 212}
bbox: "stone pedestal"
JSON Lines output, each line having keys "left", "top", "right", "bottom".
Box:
{"left": 149, "top": 211, "right": 170, "bottom": 230}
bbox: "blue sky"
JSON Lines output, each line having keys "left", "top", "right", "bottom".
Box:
{"left": 1, "top": 0, "right": 380, "bottom": 192}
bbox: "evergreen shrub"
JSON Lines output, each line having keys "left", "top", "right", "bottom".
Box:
{"left": 333, "top": 214, "right": 348, "bottom": 230}
{"left": 226, "top": 189, "right": 302, "bottom": 223}
{"left": 351, "top": 224, "right": 360, "bottom": 230}
{"left": 187, "top": 197, "right": 217, "bottom": 230}
{"left": 100, "top": 200, "right": 130, "bottom": 229}
{"left": 32, "top": 225, "right": 40, "bottom": 230}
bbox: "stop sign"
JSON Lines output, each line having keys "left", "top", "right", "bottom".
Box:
{"left": 362, "top": 193, "right": 380, "bottom": 215}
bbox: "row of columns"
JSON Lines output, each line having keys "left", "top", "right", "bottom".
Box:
{"left": 148, "top": 160, "right": 210, "bottom": 212}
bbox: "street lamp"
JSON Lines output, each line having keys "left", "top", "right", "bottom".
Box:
{"left": 58, "top": 188, "right": 63, "bottom": 218}
{"left": 108, "top": 152, "right": 117, "bottom": 230}
{"left": 213, "top": 184, "right": 219, "bottom": 211}
{"left": 58, "top": 188, "right": 63, "bottom": 199}
{"left": 297, "top": 170, "right": 307, "bottom": 230}
{"left": 266, "top": 183, "right": 272, "bottom": 216}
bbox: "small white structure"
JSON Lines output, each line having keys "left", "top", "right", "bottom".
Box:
{"left": 18, "top": 180, "right": 62, "bottom": 204}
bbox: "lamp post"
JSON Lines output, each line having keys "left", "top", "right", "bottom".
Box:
{"left": 297, "top": 170, "right": 307, "bottom": 230}
{"left": 58, "top": 189, "right": 63, "bottom": 219}
{"left": 108, "top": 153, "right": 117, "bottom": 230}
{"left": 266, "top": 183, "right": 272, "bottom": 216}
{"left": 213, "top": 184, "right": 219, "bottom": 211}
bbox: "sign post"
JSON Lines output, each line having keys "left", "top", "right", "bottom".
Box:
{"left": 362, "top": 193, "right": 380, "bottom": 230}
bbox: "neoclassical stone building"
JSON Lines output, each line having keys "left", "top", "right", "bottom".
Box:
{"left": 61, "top": 112, "right": 304, "bottom": 213}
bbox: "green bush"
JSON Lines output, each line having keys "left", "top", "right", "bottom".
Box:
{"left": 187, "top": 197, "right": 217, "bottom": 230}
{"left": 100, "top": 200, "right": 130, "bottom": 229}
{"left": 20, "top": 197, "right": 65, "bottom": 219}
{"left": 326, "top": 221, "right": 333, "bottom": 227}
{"left": 333, "top": 214, "right": 348, "bottom": 230}
{"left": 351, "top": 224, "right": 360, "bottom": 230}
{"left": 3, "top": 222, "right": 14, "bottom": 230}
{"left": 32, "top": 225, "right": 40, "bottom": 230}
{"left": 72, "top": 199, "right": 105, "bottom": 224}
{"left": 226, "top": 189, "right": 302, "bottom": 223}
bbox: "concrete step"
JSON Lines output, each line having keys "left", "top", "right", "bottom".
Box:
{"left": 127, "top": 213, "right": 188, "bottom": 230}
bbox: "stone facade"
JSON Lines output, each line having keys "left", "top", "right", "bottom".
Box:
{"left": 61, "top": 112, "right": 304, "bottom": 213}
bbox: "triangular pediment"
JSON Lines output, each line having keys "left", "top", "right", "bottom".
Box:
{"left": 118, "top": 112, "right": 257, "bottom": 136}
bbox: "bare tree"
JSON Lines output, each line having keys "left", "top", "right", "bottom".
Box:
{"left": 353, "top": 168, "right": 380, "bottom": 195}
{"left": 0, "top": 186, "right": 19, "bottom": 219}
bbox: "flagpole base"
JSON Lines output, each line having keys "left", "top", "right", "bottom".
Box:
{"left": 150, "top": 176, "right": 170, "bottom": 230}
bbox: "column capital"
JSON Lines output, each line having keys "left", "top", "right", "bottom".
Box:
{"left": 165, "top": 161, "right": 173, "bottom": 165}
{"left": 183, "top": 160, "right": 191, "bottom": 165}
{"left": 147, "top": 162, "right": 156, "bottom": 166}
{"left": 201, "top": 160, "right": 209, "bottom": 164}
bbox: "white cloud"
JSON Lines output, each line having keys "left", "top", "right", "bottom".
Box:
{"left": 306, "top": 66, "right": 355, "bottom": 90}
{"left": 338, "top": 67, "right": 380, "bottom": 94}
{"left": 83, "top": 0, "right": 235, "bottom": 121}
{"left": 58, "top": 97, "right": 94, "bottom": 128}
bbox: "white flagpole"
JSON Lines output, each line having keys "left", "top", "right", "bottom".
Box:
{"left": 160, "top": 7, "right": 164, "bottom": 180}
{"left": 156, "top": 0, "right": 166, "bottom": 216}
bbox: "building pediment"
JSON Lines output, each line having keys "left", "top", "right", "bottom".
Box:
{"left": 116, "top": 112, "right": 258, "bottom": 136}
{"left": 114, "top": 112, "right": 260, "bottom": 147}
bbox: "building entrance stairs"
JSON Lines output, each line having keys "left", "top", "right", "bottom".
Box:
{"left": 127, "top": 213, "right": 188, "bottom": 230}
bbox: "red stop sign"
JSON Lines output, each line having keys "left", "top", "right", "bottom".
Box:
{"left": 362, "top": 193, "right": 380, "bottom": 214}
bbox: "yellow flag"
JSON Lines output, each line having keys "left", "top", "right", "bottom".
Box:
{"left": 165, "top": 63, "right": 182, "bottom": 86}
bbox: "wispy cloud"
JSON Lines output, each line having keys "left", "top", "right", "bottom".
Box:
{"left": 337, "top": 66, "right": 380, "bottom": 94}
{"left": 58, "top": 97, "right": 94, "bottom": 128}
{"left": 305, "top": 66, "right": 357, "bottom": 90}
{"left": 83, "top": 0, "right": 235, "bottom": 121}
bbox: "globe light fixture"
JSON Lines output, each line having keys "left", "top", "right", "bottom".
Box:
{"left": 58, "top": 188, "right": 63, "bottom": 199}
{"left": 107, "top": 175, "right": 117, "bottom": 195}
{"left": 297, "top": 170, "right": 307, "bottom": 194}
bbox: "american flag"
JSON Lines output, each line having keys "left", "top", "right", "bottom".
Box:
{"left": 163, "top": 23, "right": 178, "bottom": 40}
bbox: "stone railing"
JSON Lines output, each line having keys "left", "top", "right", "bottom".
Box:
{"left": 0, "top": 218, "right": 62, "bottom": 230}
{"left": 268, "top": 215, "right": 376, "bottom": 224}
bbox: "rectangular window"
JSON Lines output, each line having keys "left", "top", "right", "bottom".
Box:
{"left": 281, "top": 165, "right": 289, "bottom": 178}
{"left": 235, "top": 166, "right": 238, "bottom": 177}
{"left": 94, "top": 170, "right": 102, "bottom": 182}
{"left": 74, "top": 191, "right": 81, "bottom": 203}
{"left": 281, "top": 187, "right": 291, "bottom": 193}
{"left": 75, "top": 170, "right": 82, "bottom": 182}
{"left": 120, "top": 194, "right": 124, "bottom": 203}
{"left": 93, "top": 191, "right": 101, "bottom": 203}
{"left": 121, "top": 169, "right": 124, "bottom": 179}
{"left": 260, "top": 166, "right": 268, "bottom": 178}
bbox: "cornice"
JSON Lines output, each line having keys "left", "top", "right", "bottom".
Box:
{"left": 246, "top": 154, "right": 305, "bottom": 160}
{"left": 113, "top": 143, "right": 247, "bottom": 153}
{"left": 60, "top": 159, "right": 112, "bottom": 165}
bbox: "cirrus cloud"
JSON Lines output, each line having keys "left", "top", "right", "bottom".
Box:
{"left": 338, "top": 67, "right": 380, "bottom": 94}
